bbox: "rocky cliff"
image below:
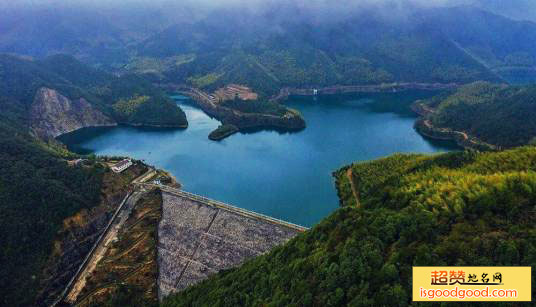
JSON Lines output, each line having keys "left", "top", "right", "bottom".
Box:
{"left": 30, "top": 87, "right": 116, "bottom": 139}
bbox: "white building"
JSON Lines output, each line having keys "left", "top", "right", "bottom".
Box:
{"left": 111, "top": 159, "right": 133, "bottom": 173}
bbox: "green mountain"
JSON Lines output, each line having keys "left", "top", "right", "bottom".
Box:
{"left": 1, "top": 3, "right": 536, "bottom": 306}
{"left": 0, "top": 53, "right": 186, "bottom": 306}
{"left": 0, "top": 54, "right": 187, "bottom": 131}
{"left": 126, "top": 6, "right": 536, "bottom": 96}
{"left": 3, "top": 5, "right": 536, "bottom": 96}
{"left": 0, "top": 118, "right": 105, "bottom": 306}
{"left": 163, "top": 147, "right": 536, "bottom": 306}
{"left": 415, "top": 82, "right": 536, "bottom": 149}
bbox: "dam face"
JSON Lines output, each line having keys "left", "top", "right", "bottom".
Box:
{"left": 158, "top": 191, "right": 306, "bottom": 299}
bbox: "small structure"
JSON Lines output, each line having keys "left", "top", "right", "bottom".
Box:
{"left": 68, "top": 158, "right": 87, "bottom": 167}
{"left": 214, "top": 84, "right": 258, "bottom": 101}
{"left": 111, "top": 159, "right": 133, "bottom": 173}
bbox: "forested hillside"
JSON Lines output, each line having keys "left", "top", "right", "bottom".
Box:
{"left": 0, "top": 54, "right": 187, "bottom": 130}
{"left": 163, "top": 148, "right": 536, "bottom": 306}
{"left": 0, "top": 118, "right": 105, "bottom": 306}
{"left": 0, "top": 54, "right": 186, "bottom": 306}
{"left": 126, "top": 5, "right": 536, "bottom": 96}
{"left": 132, "top": 9, "right": 501, "bottom": 96}
{"left": 416, "top": 82, "right": 536, "bottom": 148}
{"left": 3, "top": 4, "right": 536, "bottom": 96}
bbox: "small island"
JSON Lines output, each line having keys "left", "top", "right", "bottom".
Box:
{"left": 208, "top": 124, "right": 239, "bottom": 141}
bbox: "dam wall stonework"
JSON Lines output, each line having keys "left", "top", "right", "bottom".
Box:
{"left": 158, "top": 191, "right": 305, "bottom": 299}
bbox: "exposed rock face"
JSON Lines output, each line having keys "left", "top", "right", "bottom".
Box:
{"left": 30, "top": 87, "right": 116, "bottom": 139}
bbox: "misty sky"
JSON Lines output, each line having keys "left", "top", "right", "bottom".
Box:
{"left": 2, "top": 0, "right": 536, "bottom": 23}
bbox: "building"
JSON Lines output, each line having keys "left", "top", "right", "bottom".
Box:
{"left": 111, "top": 159, "right": 133, "bottom": 173}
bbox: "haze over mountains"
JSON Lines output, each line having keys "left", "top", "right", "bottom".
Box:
{"left": 1, "top": 1, "right": 536, "bottom": 306}
{"left": 2, "top": 0, "right": 536, "bottom": 95}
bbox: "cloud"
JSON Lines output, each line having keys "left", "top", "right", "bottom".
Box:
{"left": 2, "top": 0, "right": 535, "bottom": 23}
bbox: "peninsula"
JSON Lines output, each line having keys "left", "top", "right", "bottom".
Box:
{"left": 412, "top": 82, "right": 536, "bottom": 150}
{"left": 166, "top": 84, "right": 305, "bottom": 140}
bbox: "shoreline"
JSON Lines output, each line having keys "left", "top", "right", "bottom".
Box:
{"left": 208, "top": 124, "right": 239, "bottom": 141}
{"left": 50, "top": 123, "right": 119, "bottom": 139}
{"left": 124, "top": 122, "right": 188, "bottom": 129}
{"left": 271, "top": 82, "right": 460, "bottom": 102}
{"left": 164, "top": 85, "right": 306, "bottom": 140}
{"left": 54, "top": 122, "right": 187, "bottom": 140}
{"left": 411, "top": 102, "right": 498, "bottom": 151}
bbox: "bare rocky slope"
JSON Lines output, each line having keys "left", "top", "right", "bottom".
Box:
{"left": 29, "top": 87, "right": 116, "bottom": 139}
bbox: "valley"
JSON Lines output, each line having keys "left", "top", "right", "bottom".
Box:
{"left": 1, "top": 1, "right": 536, "bottom": 306}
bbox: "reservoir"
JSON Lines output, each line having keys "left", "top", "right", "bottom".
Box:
{"left": 59, "top": 92, "right": 458, "bottom": 227}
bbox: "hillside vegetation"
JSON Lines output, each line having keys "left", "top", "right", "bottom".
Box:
{"left": 0, "top": 53, "right": 184, "bottom": 306}
{"left": 128, "top": 6, "right": 536, "bottom": 96}
{"left": 3, "top": 5, "right": 536, "bottom": 95}
{"left": 0, "top": 54, "right": 187, "bottom": 130}
{"left": 0, "top": 120, "right": 105, "bottom": 307}
{"left": 417, "top": 82, "right": 536, "bottom": 148}
{"left": 164, "top": 147, "right": 536, "bottom": 306}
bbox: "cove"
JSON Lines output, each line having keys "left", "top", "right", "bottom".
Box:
{"left": 59, "top": 91, "right": 458, "bottom": 227}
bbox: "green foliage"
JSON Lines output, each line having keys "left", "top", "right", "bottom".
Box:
{"left": 220, "top": 98, "right": 288, "bottom": 116}
{"left": 0, "top": 54, "right": 186, "bottom": 305}
{"left": 422, "top": 82, "right": 536, "bottom": 148}
{"left": 208, "top": 124, "right": 239, "bottom": 141}
{"left": 0, "top": 121, "right": 104, "bottom": 307}
{"left": 0, "top": 54, "right": 187, "bottom": 128}
{"left": 114, "top": 95, "right": 150, "bottom": 116}
{"left": 188, "top": 73, "right": 223, "bottom": 88}
{"left": 96, "top": 74, "right": 188, "bottom": 127}
{"left": 132, "top": 7, "right": 527, "bottom": 96}
{"left": 127, "top": 96, "right": 188, "bottom": 127}
{"left": 164, "top": 147, "right": 536, "bottom": 306}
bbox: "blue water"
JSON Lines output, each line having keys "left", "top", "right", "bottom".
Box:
{"left": 59, "top": 92, "right": 458, "bottom": 226}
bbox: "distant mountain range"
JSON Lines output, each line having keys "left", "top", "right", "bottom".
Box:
{"left": 1, "top": 2, "right": 536, "bottom": 306}
{"left": 1, "top": 5, "right": 536, "bottom": 96}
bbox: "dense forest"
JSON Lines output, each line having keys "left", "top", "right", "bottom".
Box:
{"left": 163, "top": 147, "right": 536, "bottom": 306}
{"left": 1, "top": 2, "right": 536, "bottom": 306}
{"left": 0, "top": 118, "right": 105, "bottom": 306}
{"left": 418, "top": 82, "right": 536, "bottom": 148}
{"left": 0, "top": 53, "right": 184, "bottom": 306}
{"left": 220, "top": 98, "right": 288, "bottom": 117}
{"left": 124, "top": 6, "right": 536, "bottom": 96}
{"left": 0, "top": 54, "right": 187, "bottom": 129}
{"left": 3, "top": 5, "right": 536, "bottom": 96}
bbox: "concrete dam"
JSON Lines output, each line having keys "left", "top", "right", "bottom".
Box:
{"left": 157, "top": 187, "right": 308, "bottom": 299}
